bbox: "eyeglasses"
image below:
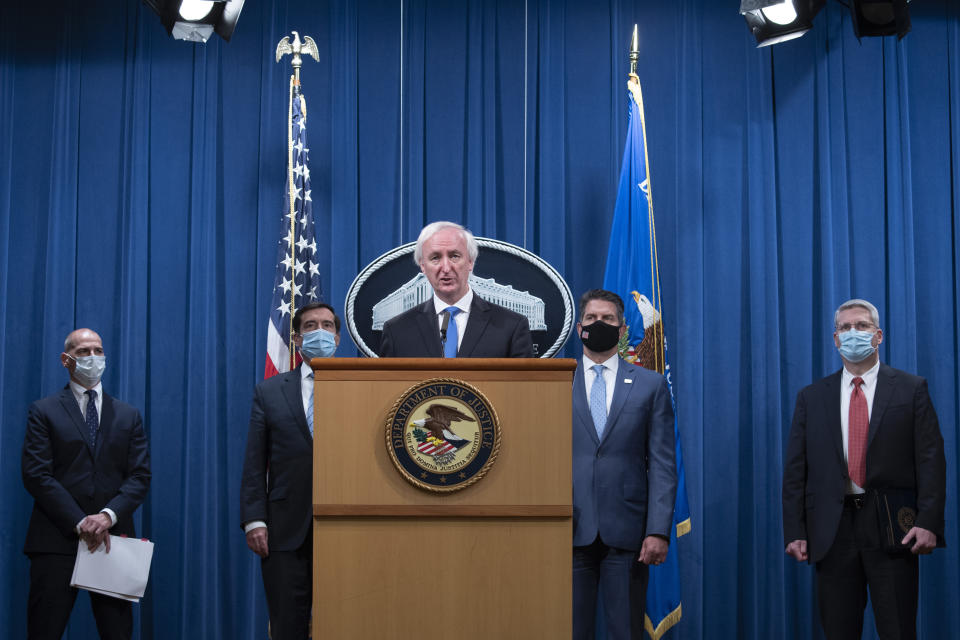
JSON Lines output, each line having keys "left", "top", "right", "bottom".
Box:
{"left": 836, "top": 322, "right": 875, "bottom": 332}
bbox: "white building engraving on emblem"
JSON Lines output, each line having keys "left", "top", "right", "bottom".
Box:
{"left": 372, "top": 273, "right": 547, "bottom": 331}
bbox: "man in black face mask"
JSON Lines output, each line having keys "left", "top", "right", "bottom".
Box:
{"left": 571, "top": 289, "right": 677, "bottom": 639}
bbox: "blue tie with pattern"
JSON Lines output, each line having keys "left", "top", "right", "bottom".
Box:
{"left": 443, "top": 307, "right": 461, "bottom": 358}
{"left": 590, "top": 364, "right": 607, "bottom": 438}
{"left": 85, "top": 389, "right": 99, "bottom": 447}
{"left": 306, "top": 371, "right": 314, "bottom": 437}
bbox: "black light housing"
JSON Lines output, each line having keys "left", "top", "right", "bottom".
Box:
{"left": 848, "top": 0, "right": 911, "bottom": 40}
{"left": 740, "top": 0, "right": 826, "bottom": 47}
{"left": 143, "top": 0, "right": 245, "bottom": 43}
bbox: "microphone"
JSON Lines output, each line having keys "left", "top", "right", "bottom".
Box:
{"left": 440, "top": 310, "right": 451, "bottom": 350}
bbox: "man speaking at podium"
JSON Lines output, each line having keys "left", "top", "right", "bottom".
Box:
{"left": 378, "top": 221, "right": 533, "bottom": 358}
{"left": 241, "top": 303, "right": 340, "bottom": 640}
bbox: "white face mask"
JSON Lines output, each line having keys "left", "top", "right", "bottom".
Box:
{"left": 67, "top": 354, "right": 106, "bottom": 387}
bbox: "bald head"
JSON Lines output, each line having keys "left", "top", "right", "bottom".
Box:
{"left": 64, "top": 328, "right": 102, "bottom": 353}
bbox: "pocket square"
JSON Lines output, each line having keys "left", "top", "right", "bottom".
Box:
{"left": 624, "top": 379, "right": 633, "bottom": 384}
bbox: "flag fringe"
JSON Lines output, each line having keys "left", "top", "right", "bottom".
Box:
{"left": 645, "top": 603, "right": 682, "bottom": 640}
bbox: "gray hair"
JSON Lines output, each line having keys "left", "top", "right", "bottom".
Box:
{"left": 413, "top": 221, "right": 479, "bottom": 266}
{"left": 834, "top": 298, "right": 880, "bottom": 329}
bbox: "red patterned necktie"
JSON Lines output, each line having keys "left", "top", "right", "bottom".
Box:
{"left": 848, "top": 377, "right": 868, "bottom": 487}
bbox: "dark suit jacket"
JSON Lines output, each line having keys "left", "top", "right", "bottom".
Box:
{"left": 240, "top": 367, "right": 313, "bottom": 552}
{"left": 572, "top": 358, "right": 677, "bottom": 551}
{"left": 21, "top": 386, "right": 151, "bottom": 556}
{"left": 782, "top": 363, "right": 946, "bottom": 563}
{"left": 378, "top": 295, "right": 533, "bottom": 358}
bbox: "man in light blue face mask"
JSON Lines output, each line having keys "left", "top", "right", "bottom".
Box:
{"left": 240, "top": 302, "right": 340, "bottom": 640}
{"left": 21, "top": 328, "right": 151, "bottom": 639}
{"left": 783, "top": 299, "right": 946, "bottom": 640}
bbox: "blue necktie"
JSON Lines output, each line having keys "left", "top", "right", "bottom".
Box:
{"left": 306, "top": 371, "right": 314, "bottom": 437}
{"left": 589, "top": 364, "right": 607, "bottom": 438}
{"left": 443, "top": 307, "right": 461, "bottom": 358}
{"left": 85, "top": 389, "right": 99, "bottom": 447}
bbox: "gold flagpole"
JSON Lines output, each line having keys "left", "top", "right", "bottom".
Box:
{"left": 626, "top": 25, "right": 666, "bottom": 375}
{"left": 276, "top": 31, "right": 320, "bottom": 369}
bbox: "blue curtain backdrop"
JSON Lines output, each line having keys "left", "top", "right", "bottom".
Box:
{"left": 1, "top": 1, "right": 958, "bottom": 638}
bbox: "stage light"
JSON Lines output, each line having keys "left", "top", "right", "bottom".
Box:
{"left": 848, "top": 0, "right": 911, "bottom": 40}
{"left": 762, "top": 2, "right": 798, "bottom": 25}
{"left": 178, "top": 0, "right": 215, "bottom": 21}
{"left": 143, "top": 0, "right": 245, "bottom": 43}
{"left": 740, "top": 0, "right": 826, "bottom": 47}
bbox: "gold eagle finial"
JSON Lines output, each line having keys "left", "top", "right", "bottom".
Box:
{"left": 276, "top": 31, "right": 320, "bottom": 84}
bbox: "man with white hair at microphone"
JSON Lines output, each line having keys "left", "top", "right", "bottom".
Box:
{"left": 378, "top": 221, "right": 533, "bottom": 358}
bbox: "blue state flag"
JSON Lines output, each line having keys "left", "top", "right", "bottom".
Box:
{"left": 602, "top": 75, "right": 691, "bottom": 640}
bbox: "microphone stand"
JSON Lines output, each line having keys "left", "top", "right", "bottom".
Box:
{"left": 439, "top": 310, "right": 450, "bottom": 353}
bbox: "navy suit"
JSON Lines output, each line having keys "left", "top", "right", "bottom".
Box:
{"left": 378, "top": 295, "right": 533, "bottom": 357}
{"left": 782, "top": 363, "right": 945, "bottom": 639}
{"left": 572, "top": 358, "right": 676, "bottom": 639}
{"left": 240, "top": 367, "right": 314, "bottom": 640}
{"left": 21, "top": 386, "right": 150, "bottom": 640}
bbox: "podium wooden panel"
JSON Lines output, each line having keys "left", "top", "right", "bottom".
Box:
{"left": 311, "top": 358, "right": 575, "bottom": 639}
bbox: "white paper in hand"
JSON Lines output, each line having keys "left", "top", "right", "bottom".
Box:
{"left": 70, "top": 535, "right": 155, "bottom": 602}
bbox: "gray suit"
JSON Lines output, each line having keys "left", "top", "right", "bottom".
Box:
{"left": 572, "top": 357, "right": 676, "bottom": 639}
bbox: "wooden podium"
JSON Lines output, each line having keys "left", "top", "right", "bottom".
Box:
{"left": 311, "top": 357, "right": 576, "bottom": 639}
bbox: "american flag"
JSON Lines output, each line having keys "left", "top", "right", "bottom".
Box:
{"left": 264, "top": 78, "right": 323, "bottom": 378}
{"left": 417, "top": 439, "right": 455, "bottom": 456}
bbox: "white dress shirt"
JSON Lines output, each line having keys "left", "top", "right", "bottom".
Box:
{"left": 582, "top": 353, "right": 619, "bottom": 415}
{"left": 432, "top": 288, "right": 473, "bottom": 351}
{"left": 69, "top": 379, "right": 102, "bottom": 425}
{"left": 840, "top": 360, "right": 880, "bottom": 494}
{"left": 299, "top": 361, "right": 314, "bottom": 421}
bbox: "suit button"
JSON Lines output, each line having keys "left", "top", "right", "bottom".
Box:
{"left": 596, "top": 452, "right": 602, "bottom": 459}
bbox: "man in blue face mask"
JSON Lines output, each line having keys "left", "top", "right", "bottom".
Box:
{"left": 240, "top": 302, "right": 340, "bottom": 640}
{"left": 783, "top": 298, "right": 946, "bottom": 640}
{"left": 21, "top": 328, "right": 151, "bottom": 639}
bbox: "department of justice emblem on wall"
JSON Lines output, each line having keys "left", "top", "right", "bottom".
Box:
{"left": 345, "top": 237, "right": 575, "bottom": 358}
{"left": 385, "top": 379, "right": 501, "bottom": 492}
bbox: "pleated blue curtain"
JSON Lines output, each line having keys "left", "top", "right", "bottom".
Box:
{"left": 0, "top": 1, "right": 957, "bottom": 639}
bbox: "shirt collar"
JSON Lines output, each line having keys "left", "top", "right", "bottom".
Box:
{"left": 432, "top": 287, "right": 473, "bottom": 315}
{"left": 300, "top": 361, "right": 314, "bottom": 380}
{"left": 842, "top": 359, "right": 880, "bottom": 387}
{"left": 582, "top": 353, "right": 620, "bottom": 374}
{"left": 69, "top": 379, "right": 103, "bottom": 403}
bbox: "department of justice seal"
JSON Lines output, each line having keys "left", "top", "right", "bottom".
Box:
{"left": 385, "top": 379, "right": 501, "bottom": 492}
